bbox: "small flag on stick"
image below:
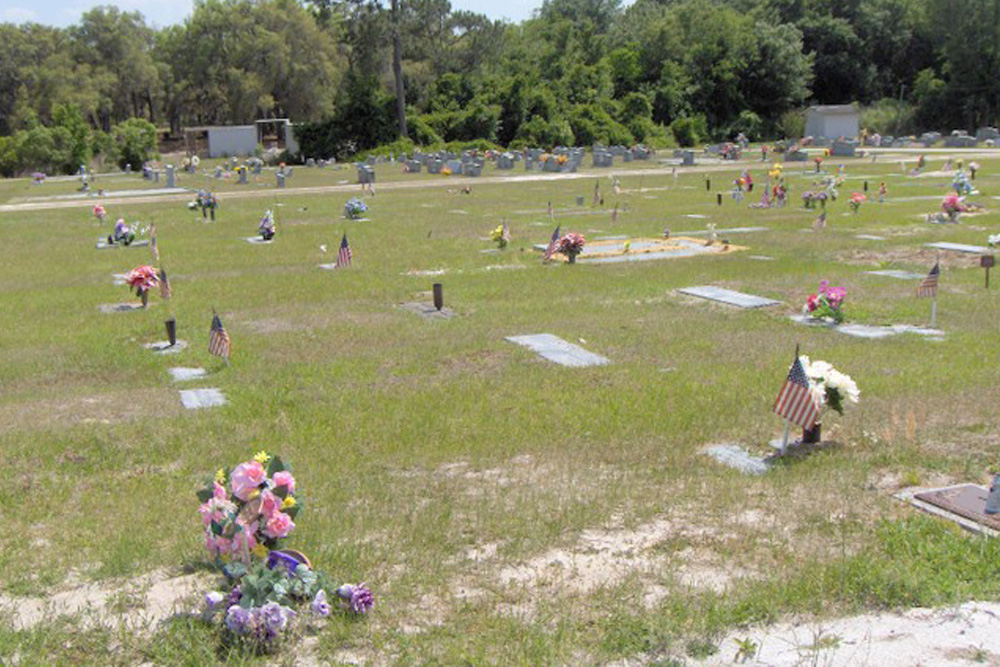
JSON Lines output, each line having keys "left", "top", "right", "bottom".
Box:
{"left": 501, "top": 219, "right": 510, "bottom": 245}
{"left": 773, "top": 351, "right": 820, "bottom": 430}
{"left": 209, "top": 312, "right": 231, "bottom": 362}
{"left": 593, "top": 181, "right": 601, "bottom": 206}
{"left": 335, "top": 233, "right": 352, "bottom": 268}
{"left": 543, "top": 225, "right": 561, "bottom": 263}
{"left": 812, "top": 211, "right": 826, "bottom": 231}
{"left": 917, "top": 262, "right": 940, "bottom": 298}
{"left": 611, "top": 203, "right": 619, "bottom": 223}
{"left": 158, "top": 267, "right": 170, "bottom": 300}
{"left": 547, "top": 201, "right": 553, "bottom": 221}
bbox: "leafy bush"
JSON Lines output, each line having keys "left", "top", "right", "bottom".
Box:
{"left": 777, "top": 108, "right": 806, "bottom": 139}
{"left": 515, "top": 116, "right": 574, "bottom": 148}
{"left": 861, "top": 98, "right": 915, "bottom": 135}
{"left": 112, "top": 118, "right": 158, "bottom": 170}
{"left": 670, "top": 115, "right": 707, "bottom": 147}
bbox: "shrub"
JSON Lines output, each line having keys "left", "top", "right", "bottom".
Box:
{"left": 112, "top": 118, "right": 158, "bottom": 170}
{"left": 670, "top": 115, "right": 707, "bottom": 147}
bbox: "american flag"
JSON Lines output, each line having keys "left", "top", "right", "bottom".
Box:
{"left": 158, "top": 267, "right": 170, "bottom": 300}
{"left": 209, "top": 314, "right": 231, "bottom": 360}
{"left": 917, "top": 262, "right": 940, "bottom": 298}
{"left": 812, "top": 211, "right": 826, "bottom": 231}
{"left": 149, "top": 224, "right": 159, "bottom": 262}
{"left": 773, "top": 354, "right": 820, "bottom": 429}
{"left": 501, "top": 220, "right": 510, "bottom": 244}
{"left": 543, "top": 225, "right": 561, "bottom": 262}
{"left": 335, "top": 233, "right": 352, "bottom": 268}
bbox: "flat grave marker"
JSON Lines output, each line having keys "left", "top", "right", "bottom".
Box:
{"left": 679, "top": 286, "right": 780, "bottom": 309}
{"left": 897, "top": 484, "right": 999, "bottom": 537}
{"left": 702, "top": 444, "right": 771, "bottom": 475}
{"left": 505, "top": 334, "right": 610, "bottom": 368}
{"left": 398, "top": 302, "right": 456, "bottom": 320}
{"left": 98, "top": 303, "right": 144, "bottom": 313}
{"left": 96, "top": 240, "right": 149, "bottom": 249}
{"left": 926, "top": 242, "right": 990, "bottom": 254}
{"left": 867, "top": 270, "right": 926, "bottom": 280}
{"left": 179, "top": 388, "right": 227, "bottom": 410}
{"left": 145, "top": 340, "right": 189, "bottom": 354}
{"left": 790, "top": 314, "right": 943, "bottom": 340}
{"left": 244, "top": 237, "right": 272, "bottom": 244}
{"left": 168, "top": 367, "right": 207, "bottom": 382}
{"left": 855, "top": 234, "right": 887, "bottom": 240}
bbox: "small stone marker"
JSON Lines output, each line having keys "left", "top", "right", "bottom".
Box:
{"left": 244, "top": 237, "right": 272, "bottom": 244}
{"left": 925, "top": 242, "right": 990, "bottom": 254}
{"left": 702, "top": 444, "right": 771, "bottom": 475}
{"left": 179, "top": 388, "right": 227, "bottom": 410}
{"left": 99, "top": 303, "right": 144, "bottom": 313}
{"left": 96, "top": 240, "right": 149, "bottom": 249}
{"left": 749, "top": 255, "right": 775, "bottom": 261}
{"left": 505, "top": 334, "right": 609, "bottom": 367}
{"left": 679, "top": 286, "right": 780, "bottom": 309}
{"left": 790, "top": 315, "right": 943, "bottom": 339}
{"left": 866, "top": 270, "right": 926, "bottom": 280}
{"left": 676, "top": 226, "right": 767, "bottom": 235}
{"left": 145, "top": 340, "right": 189, "bottom": 354}
{"left": 168, "top": 367, "right": 207, "bottom": 382}
{"left": 398, "top": 302, "right": 455, "bottom": 320}
{"left": 897, "top": 484, "right": 1000, "bottom": 536}
{"left": 855, "top": 234, "right": 886, "bottom": 241}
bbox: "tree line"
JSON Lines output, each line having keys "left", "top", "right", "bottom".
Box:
{"left": 1, "top": 0, "right": 998, "bottom": 173}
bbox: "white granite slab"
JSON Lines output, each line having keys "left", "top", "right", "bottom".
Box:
{"left": 179, "top": 388, "right": 227, "bottom": 409}
{"left": 244, "top": 236, "right": 273, "bottom": 244}
{"left": 505, "top": 334, "right": 610, "bottom": 367}
{"left": 145, "top": 340, "right": 189, "bottom": 354}
{"left": 749, "top": 255, "right": 775, "bottom": 261}
{"left": 925, "top": 242, "right": 989, "bottom": 254}
{"left": 398, "top": 302, "right": 455, "bottom": 320}
{"left": 679, "top": 286, "right": 780, "bottom": 309}
{"left": 703, "top": 444, "right": 771, "bottom": 475}
{"left": 98, "top": 303, "right": 144, "bottom": 313}
{"left": 867, "top": 270, "right": 926, "bottom": 280}
{"left": 790, "top": 314, "right": 943, "bottom": 339}
{"left": 168, "top": 367, "right": 207, "bottom": 382}
{"left": 677, "top": 226, "right": 768, "bottom": 236}
{"left": 855, "top": 234, "right": 887, "bottom": 240}
{"left": 96, "top": 239, "right": 149, "bottom": 249}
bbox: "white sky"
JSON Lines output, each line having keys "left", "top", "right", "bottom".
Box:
{"left": 0, "top": 0, "right": 551, "bottom": 28}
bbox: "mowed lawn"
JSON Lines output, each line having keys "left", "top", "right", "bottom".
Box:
{"left": 1, "top": 155, "right": 1000, "bottom": 664}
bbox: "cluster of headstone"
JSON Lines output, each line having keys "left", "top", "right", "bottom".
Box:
{"left": 944, "top": 130, "right": 978, "bottom": 148}
{"left": 590, "top": 145, "right": 649, "bottom": 168}
{"left": 396, "top": 150, "right": 488, "bottom": 177}
{"left": 304, "top": 157, "right": 336, "bottom": 168}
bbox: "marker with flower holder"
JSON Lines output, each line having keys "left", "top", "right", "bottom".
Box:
{"left": 196, "top": 451, "right": 373, "bottom": 652}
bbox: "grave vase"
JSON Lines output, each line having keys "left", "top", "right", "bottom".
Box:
{"left": 140, "top": 289, "right": 149, "bottom": 309}
{"left": 802, "top": 422, "right": 821, "bottom": 445}
{"left": 567, "top": 253, "right": 577, "bottom": 264}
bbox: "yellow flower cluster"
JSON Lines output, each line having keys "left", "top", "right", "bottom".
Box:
{"left": 253, "top": 450, "right": 270, "bottom": 464}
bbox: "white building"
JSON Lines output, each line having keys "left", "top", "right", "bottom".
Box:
{"left": 804, "top": 105, "right": 860, "bottom": 141}
{"left": 184, "top": 119, "right": 299, "bottom": 158}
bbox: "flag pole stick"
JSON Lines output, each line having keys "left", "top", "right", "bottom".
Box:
{"left": 930, "top": 295, "right": 938, "bottom": 327}
{"left": 779, "top": 419, "right": 791, "bottom": 455}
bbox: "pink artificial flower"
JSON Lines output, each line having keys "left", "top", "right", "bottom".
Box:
{"left": 230, "top": 460, "right": 266, "bottom": 501}
{"left": 231, "top": 527, "right": 257, "bottom": 556}
{"left": 205, "top": 534, "right": 232, "bottom": 558}
{"left": 199, "top": 497, "right": 237, "bottom": 527}
{"left": 806, "top": 293, "right": 820, "bottom": 311}
{"left": 259, "top": 489, "right": 281, "bottom": 519}
{"left": 272, "top": 471, "right": 296, "bottom": 494}
{"left": 213, "top": 481, "right": 228, "bottom": 500}
{"left": 263, "top": 512, "right": 295, "bottom": 540}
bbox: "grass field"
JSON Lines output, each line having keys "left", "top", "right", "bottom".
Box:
{"left": 1, "top": 151, "right": 1000, "bottom": 664}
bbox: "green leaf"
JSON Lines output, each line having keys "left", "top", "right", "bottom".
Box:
{"left": 267, "top": 455, "right": 285, "bottom": 477}
{"left": 196, "top": 487, "right": 213, "bottom": 504}
{"left": 210, "top": 520, "right": 224, "bottom": 536}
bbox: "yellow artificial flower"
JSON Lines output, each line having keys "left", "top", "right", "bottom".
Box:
{"left": 249, "top": 489, "right": 261, "bottom": 500}
{"left": 282, "top": 496, "right": 296, "bottom": 510}
{"left": 622, "top": 240, "right": 631, "bottom": 254}
{"left": 253, "top": 450, "right": 271, "bottom": 464}
{"left": 214, "top": 468, "right": 226, "bottom": 484}
{"left": 253, "top": 543, "right": 269, "bottom": 558}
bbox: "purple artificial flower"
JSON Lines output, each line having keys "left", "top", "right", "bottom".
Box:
{"left": 204, "top": 591, "right": 226, "bottom": 613}
{"left": 311, "top": 589, "right": 332, "bottom": 617}
{"left": 266, "top": 550, "right": 302, "bottom": 575}
{"left": 260, "top": 602, "right": 295, "bottom": 639}
{"left": 226, "top": 585, "right": 242, "bottom": 608}
{"left": 225, "top": 605, "right": 251, "bottom": 633}
{"left": 337, "top": 583, "right": 375, "bottom": 615}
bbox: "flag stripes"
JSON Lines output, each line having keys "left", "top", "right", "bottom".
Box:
{"left": 773, "top": 356, "right": 820, "bottom": 429}
{"left": 209, "top": 314, "right": 231, "bottom": 360}
{"left": 917, "top": 262, "right": 939, "bottom": 298}
{"left": 543, "top": 225, "right": 561, "bottom": 262}
{"left": 335, "top": 233, "right": 352, "bottom": 268}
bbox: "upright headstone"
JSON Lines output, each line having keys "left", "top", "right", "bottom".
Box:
{"left": 277, "top": 172, "right": 286, "bottom": 188}
{"left": 165, "top": 165, "right": 175, "bottom": 188}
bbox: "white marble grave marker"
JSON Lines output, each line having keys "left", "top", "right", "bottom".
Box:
{"left": 679, "top": 286, "right": 780, "bottom": 309}
{"left": 505, "top": 334, "right": 610, "bottom": 367}
{"left": 179, "top": 388, "right": 227, "bottom": 409}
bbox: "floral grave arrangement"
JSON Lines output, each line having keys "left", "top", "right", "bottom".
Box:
{"left": 125, "top": 265, "right": 159, "bottom": 306}
{"left": 344, "top": 198, "right": 368, "bottom": 220}
{"left": 554, "top": 232, "right": 586, "bottom": 263}
{"left": 490, "top": 224, "right": 509, "bottom": 249}
{"left": 258, "top": 210, "right": 276, "bottom": 241}
{"left": 197, "top": 451, "right": 373, "bottom": 651}
{"left": 803, "top": 280, "right": 846, "bottom": 324}
{"left": 848, "top": 192, "right": 866, "bottom": 214}
{"left": 800, "top": 356, "right": 860, "bottom": 418}
{"left": 802, "top": 190, "right": 828, "bottom": 209}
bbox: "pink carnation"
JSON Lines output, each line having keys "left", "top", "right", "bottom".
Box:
{"left": 213, "top": 481, "right": 228, "bottom": 500}
{"left": 262, "top": 512, "right": 295, "bottom": 540}
{"left": 272, "top": 471, "right": 296, "bottom": 494}
{"left": 230, "top": 460, "right": 266, "bottom": 501}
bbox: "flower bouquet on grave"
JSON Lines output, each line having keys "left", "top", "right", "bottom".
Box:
{"left": 490, "top": 224, "right": 509, "bottom": 249}
{"left": 802, "top": 190, "right": 827, "bottom": 209}
{"left": 197, "top": 451, "right": 373, "bottom": 653}
{"left": 813, "top": 156, "right": 824, "bottom": 172}
{"left": 344, "top": 197, "right": 368, "bottom": 220}
{"left": 989, "top": 234, "right": 1000, "bottom": 248}
{"left": 259, "top": 210, "right": 276, "bottom": 240}
{"left": 940, "top": 193, "right": 970, "bottom": 222}
{"left": 555, "top": 232, "right": 586, "bottom": 263}
{"left": 108, "top": 218, "right": 137, "bottom": 246}
{"left": 93, "top": 204, "right": 107, "bottom": 223}
{"left": 32, "top": 172, "right": 46, "bottom": 185}
{"left": 798, "top": 356, "right": 860, "bottom": 443}
{"left": 125, "top": 264, "right": 159, "bottom": 307}
{"left": 952, "top": 170, "right": 978, "bottom": 197}
{"left": 556, "top": 154, "right": 568, "bottom": 165}
{"left": 849, "top": 192, "right": 866, "bottom": 214}
{"left": 803, "top": 280, "right": 846, "bottom": 324}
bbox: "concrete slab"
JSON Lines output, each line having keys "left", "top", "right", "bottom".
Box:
{"left": 398, "top": 302, "right": 456, "bottom": 320}
{"left": 867, "top": 270, "right": 926, "bottom": 280}
{"left": 505, "top": 333, "right": 610, "bottom": 367}
{"left": 790, "top": 314, "right": 943, "bottom": 339}
{"left": 168, "top": 367, "right": 207, "bottom": 382}
{"left": 702, "top": 444, "right": 771, "bottom": 475}
{"left": 145, "top": 340, "right": 189, "bottom": 354}
{"left": 98, "top": 303, "right": 144, "bottom": 313}
{"left": 679, "top": 286, "right": 780, "bottom": 309}
{"left": 244, "top": 236, "right": 273, "bottom": 244}
{"left": 179, "top": 388, "right": 227, "bottom": 409}
{"left": 925, "top": 242, "right": 990, "bottom": 254}
{"left": 96, "top": 240, "right": 149, "bottom": 249}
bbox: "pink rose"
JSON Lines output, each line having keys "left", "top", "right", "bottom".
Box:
{"left": 263, "top": 512, "right": 295, "bottom": 540}
{"left": 205, "top": 534, "right": 232, "bottom": 558}
{"left": 230, "top": 460, "right": 266, "bottom": 501}
{"left": 259, "top": 490, "right": 281, "bottom": 519}
{"left": 231, "top": 527, "right": 257, "bottom": 555}
{"left": 272, "top": 471, "right": 296, "bottom": 494}
{"left": 213, "top": 481, "right": 228, "bottom": 500}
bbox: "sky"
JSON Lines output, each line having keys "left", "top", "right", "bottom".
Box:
{"left": 0, "top": 0, "right": 548, "bottom": 28}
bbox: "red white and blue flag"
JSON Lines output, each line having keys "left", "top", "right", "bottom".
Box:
{"left": 773, "top": 355, "right": 820, "bottom": 429}
{"left": 543, "top": 225, "right": 561, "bottom": 262}
{"left": 917, "top": 262, "right": 939, "bottom": 298}
{"left": 335, "top": 233, "right": 352, "bottom": 268}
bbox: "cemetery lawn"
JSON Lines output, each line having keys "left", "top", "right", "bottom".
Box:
{"left": 2, "top": 154, "right": 1000, "bottom": 663}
